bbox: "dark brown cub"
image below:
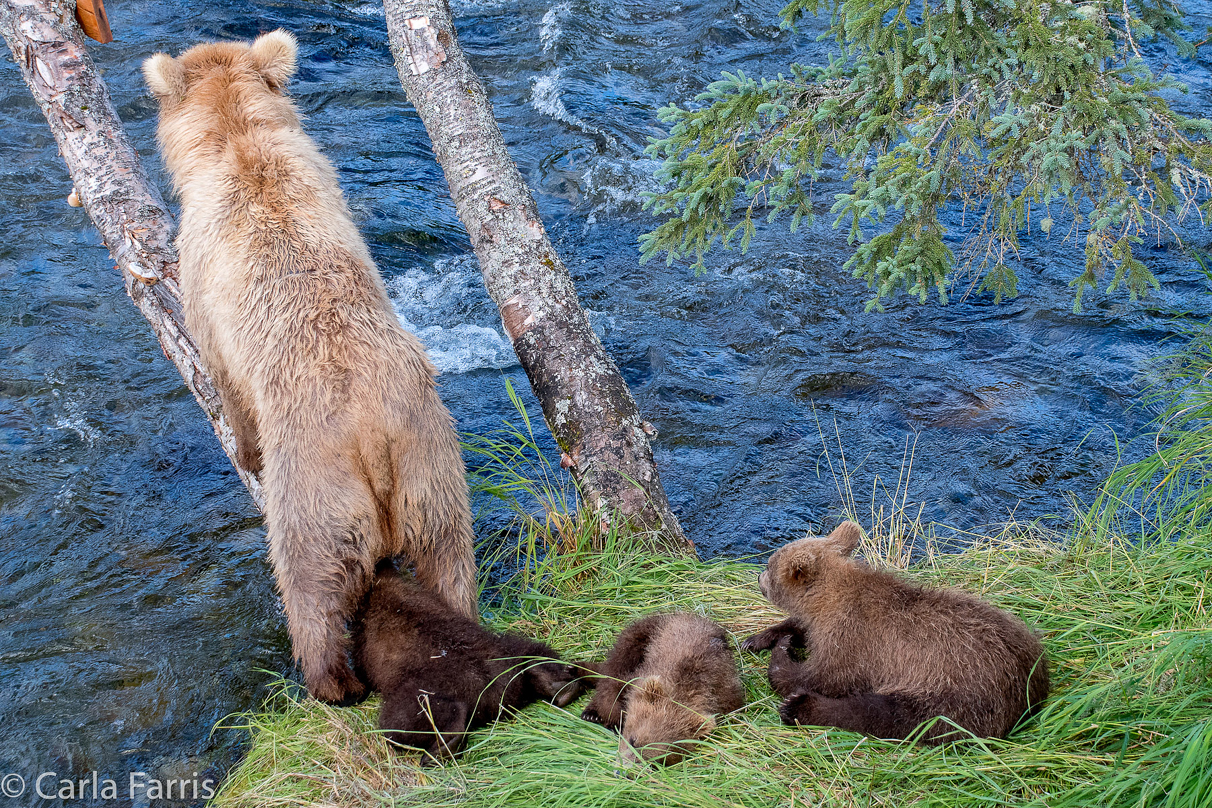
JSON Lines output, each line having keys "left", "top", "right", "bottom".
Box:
{"left": 353, "top": 569, "right": 588, "bottom": 760}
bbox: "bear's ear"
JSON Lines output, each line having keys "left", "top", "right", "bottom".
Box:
{"left": 143, "top": 53, "right": 186, "bottom": 102}
{"left": 249, "top": 29, "right": 298, "bottom": 91}
{"left": 824, "top": 521, "right": 862, "bottom": 557}
{"left": 782, "top": 553, "right": 820, "bottom": 587}
{"left": 633, "top": 676, "right": 667, "bottom": 702}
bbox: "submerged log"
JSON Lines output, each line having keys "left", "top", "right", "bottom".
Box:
{"left": 0, "top": 0, "right": 265, "bottom": 508}
{"left": 383, "top": 0, "right": 693, "bottom": 555}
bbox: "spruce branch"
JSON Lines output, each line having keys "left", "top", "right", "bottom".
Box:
{"left": 641, "top": 0, "right": 1212, "bottom": 309}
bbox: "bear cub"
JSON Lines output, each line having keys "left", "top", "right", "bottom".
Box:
{"left": 354, "top": 569, "right": 588, "bottom": 761}
{"left": 143, "top": 31, "right": 478, "bottom": 705}
{"left": 581, "top": 612, "right": 745, "bottom": 765}
{"left": 743, "top": 521, "right": 1049, "bottom": 744}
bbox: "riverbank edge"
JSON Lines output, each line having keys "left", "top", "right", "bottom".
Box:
{"left": 212, "top": 515, "right": 1211, "bottom": 808}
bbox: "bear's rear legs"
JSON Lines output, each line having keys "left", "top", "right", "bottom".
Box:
{"left": 780, "top": 689, "right": 958, "bottom": 743}
{"left": 284, "top": 584, "right": 367, "bottom": 705}
{"left": 581, "top": 614, "right": 663, "bottom": 729}
{"left": 402, "top": 487, "right": 479, "bottom": 620}
{"left": 273, "top": 546, "right": 370, "bottom": 705}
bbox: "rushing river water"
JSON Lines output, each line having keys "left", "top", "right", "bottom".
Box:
{"left": 1, "top": 0, "right": 1210, "bottom": 803}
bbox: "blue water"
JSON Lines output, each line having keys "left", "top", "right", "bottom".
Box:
{"left": 1, "top": 0, "right": 1210, "bottom": 802}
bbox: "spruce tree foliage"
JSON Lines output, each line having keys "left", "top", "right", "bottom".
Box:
{"left": 640, "top": 0, "right": 1212, "bottom": 310}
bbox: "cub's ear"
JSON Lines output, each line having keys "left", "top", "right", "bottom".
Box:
{"left": 782, "top": 553, "right": 820, "bottom": 587}
{"left": 143, "top": 53, "right": 186, "bottom": 102}
{"left": 249, "top": 29, "right": 298, "bottom": 91}
{"left": 633, "top": 676, "right": 667, "bottom": 702}
{"left": 825, "top": 521, "right": 862, "bottom": 557}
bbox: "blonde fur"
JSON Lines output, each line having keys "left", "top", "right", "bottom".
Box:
{"left": 142, "top": 53, "right": 185, "bottom": 101}
{"left": 143, "top": 31, "right": 478, "bottom": 704}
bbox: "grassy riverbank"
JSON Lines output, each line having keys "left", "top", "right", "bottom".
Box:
{"left": 213, "top": 511, "right": 1211, "bottom": 808}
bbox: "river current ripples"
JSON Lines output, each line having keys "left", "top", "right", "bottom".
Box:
{"left": 1, "top": 0, "right": 1210, "bottom": 799}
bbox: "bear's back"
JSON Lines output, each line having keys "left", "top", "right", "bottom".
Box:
{"left": 808, "top": 559, "right": 1046, "bottom": 724}
{"left": 638, "top": 613, "right": 743, "bottom": 713}
{"left": 355, "top": 574, "right": 488, "bottom": 691}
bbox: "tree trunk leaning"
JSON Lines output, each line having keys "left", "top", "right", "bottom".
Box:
{"left": 383, "top": 0, "right": 692, "bottom": 555}
{"left": 0, "top": 0, "right": 265, "bottom": 509}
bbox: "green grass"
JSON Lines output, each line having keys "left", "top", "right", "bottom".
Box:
{"left": 212, "top": 520, "right": 1212, "bottom": 808}
{"left": 213, "top": 379, "right": 1212, "bottom": 807}
{"left": 1090, "top": 318, "right": 1212, "bottom": 542}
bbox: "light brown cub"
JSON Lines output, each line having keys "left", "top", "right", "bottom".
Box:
{"left": 582, "top": 612, "right": 745, "bottom": 765}
{"left": 743, "top": 521, "right": 1049, "bottom": 743}
{"left": 143, "top": 31, "right": 477, "bottom": 704}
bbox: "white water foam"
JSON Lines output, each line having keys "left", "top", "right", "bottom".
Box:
{"left": 539, "top": 1, "right": 570, "bottom": 54}
{"left": 51, "top": 395, "right": 101, "bottom": 448}
{"left": 354, "top": 0, "right": 513, "bottom": 18}
{"left": 531, "top": 70, "right": 588, "bottom": 134}
{"left": 388, "top": 255, "right": 517, "bottom": 375}
{"left": 580, "top": 155, "right": 663, "bottom": 217}
{"left": 450, "top": 0, "right": 517, "bottom": 14}
{"left": 528, "top": 1, "right": 656, "bottom": 216}
{"left": 531, "top": 69, "right": 620, "bottom": 150}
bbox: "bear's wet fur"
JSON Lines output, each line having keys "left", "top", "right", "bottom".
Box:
{"left": 581, "top": 612, "right": 745, "bottom": 765}
{"left": 354, "top": 569, "right": 588, "bottom": 760}
{"left": 742, "top": 521, "right": 1049, "bottom": 744}
{"left": 143, "top": 31, "right": 478, "bottom": 705}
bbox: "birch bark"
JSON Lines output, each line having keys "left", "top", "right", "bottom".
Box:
{"left": 0, "top": 0, "right": 265, "bottom": 508}
{"left": 383, "top": 0, "right": 692, "bottom": 555}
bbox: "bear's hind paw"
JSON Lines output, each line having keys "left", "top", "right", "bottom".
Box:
{"left": 308, "top": 664, "right": 367, "bottom": 707}
{"left": 778, "top": 691, "right": 820, "bottom": 727}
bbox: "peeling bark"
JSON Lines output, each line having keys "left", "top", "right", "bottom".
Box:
{"left": 0, "top": 0, "right": 265, "bottom": 509}
{"left": 383, "top": 0, "right": 692, "bottom": 556}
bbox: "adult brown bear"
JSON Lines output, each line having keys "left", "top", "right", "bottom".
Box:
{"left": 143, "top": 31, "right": 477, "bottom": 704}
{"left": 743, "top": 522, "right": 1049, "bottom": 743}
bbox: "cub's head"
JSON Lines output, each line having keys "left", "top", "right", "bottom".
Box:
{"left": 142, "top": 31, "right": 299, "bottom": 171}
{"left": 618, "top": 676, "right": 714, "bottom": 767}
{"left": 758, "top": 521, "right": 863, "bottom": 612}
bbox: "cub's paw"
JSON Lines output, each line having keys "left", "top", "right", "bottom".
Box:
{"left": 766, "top": 634, "right": 805, "bottom": 692}
{"left": 778, "top": 691, "right": 822, "bottom": 726}
{"left": 741, "top": 628, "right": 780, "bottom": 653}
{"left": 533, "top": 662, "right": 588, "bottom": 708}
{"left": 550, "top": 673, "right": 588, "bottom": 708}
{"left": 582, "top": 702, "right": 623, "bottom": 731}
{"left": 741, "top": 620, "right": 804, "bottom": 653}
